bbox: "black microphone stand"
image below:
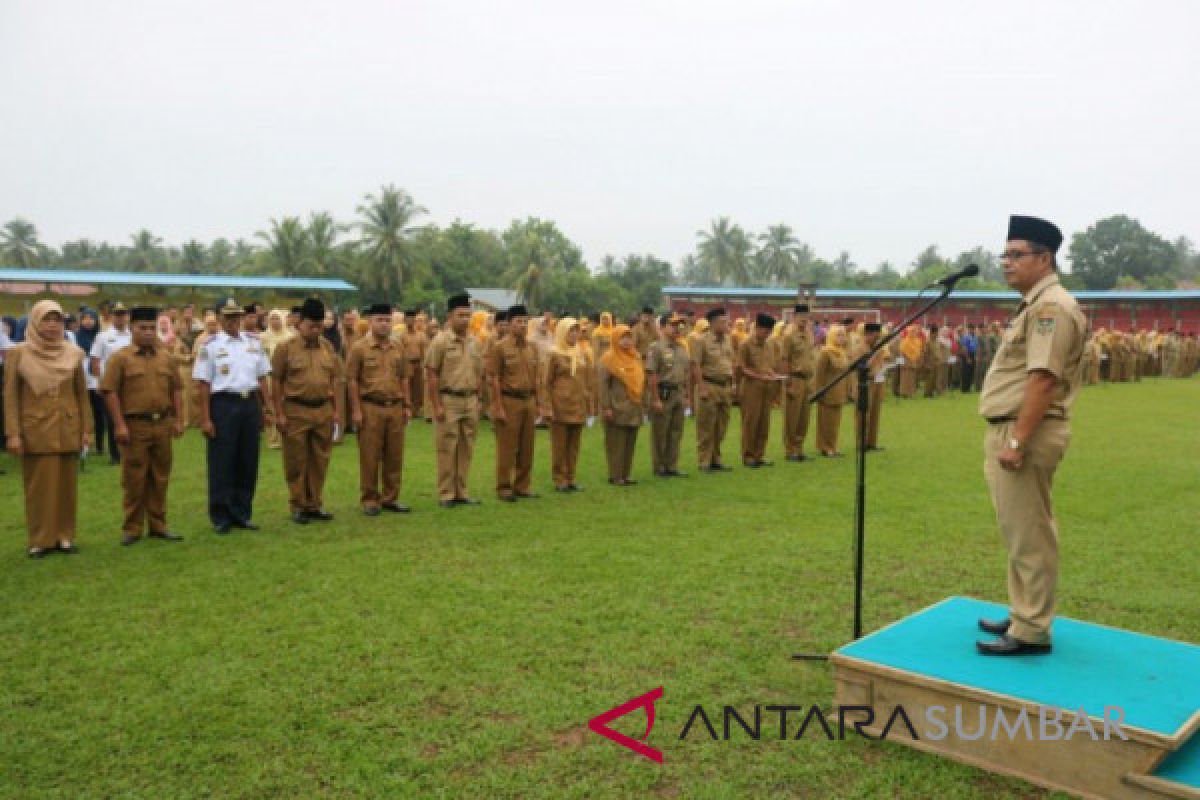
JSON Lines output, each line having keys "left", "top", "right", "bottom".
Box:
{"left": 793, "top": 282, "right": 961, "bottom": 661}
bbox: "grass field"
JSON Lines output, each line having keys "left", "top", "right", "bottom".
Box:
{"left": 1, "top": 378, "right": 1196, "bottom": 799}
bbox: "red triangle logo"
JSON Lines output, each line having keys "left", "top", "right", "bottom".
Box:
{"left": 587, "top": 687, "right": 664, "bottom": 763}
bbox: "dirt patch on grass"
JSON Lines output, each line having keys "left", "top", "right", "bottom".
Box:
{"left": 553, "top": 725, "right": 589, "bottom": 749}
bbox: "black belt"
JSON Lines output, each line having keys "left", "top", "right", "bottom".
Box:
{"left": 703, "top": 376, "right": 730, "bottom": 387}
{"left": 214, "top": 390, "right": 258, "bottom": 400}
{"left": 125, "top": 411, "right": 173, "bottom": 421}
{"left": 659, "top": 382, "right": 680, "bottom": 390}
{"left": 790, "top": 372, "right": 811, "bottom": 379}
{"left": 501, "top": 389, "right": 533, "bottom": 399}
{"left": 286, "top": 397, "right": 330, "bottom": 408}
{"left": 439, "top": 388, "right": 476, "bottom": 397}
{"left": 363, "top": 396, "right": 404, "bottom": 407}
{"left": 987, "top": 415, "right": 1066, "bottom": 425}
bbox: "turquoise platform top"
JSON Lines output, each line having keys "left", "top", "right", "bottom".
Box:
{"left": 836, "top": 597, "right": 1200, "bottom": 740}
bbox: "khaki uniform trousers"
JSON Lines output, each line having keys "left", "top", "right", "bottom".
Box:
{"left": 783, "top": 377, "right": 811, "bottom": 457}
{"left": 358, "top": 401, "right": 406, "bottom": 509}
{"left": 604, "top": 422, "right": 639, "bottom": 482}
{"left": 649, "top": 389, "right": 685, "bottom": 473}
{"left": 984, "top": 420, "right": 1070, "bottom": 645}
{"left": 853, "top": 383, "right": 885, "bottom": 448}
{"left": 265, "top": 377, "right": 281, "bottom": 449}
{"left": 550, "top": 422, "right": 583, "bottom": 487}
{"left": 815, "top": 402, "right": 843, "bottom": 454}
{"left": 435, "top": 394, "right": 478, "bottom": 502}
{"left": 408, "top": 360, "right": 425, "bottom": 417}
{"left": 695, "top": 381, "right": 732, "bottom": 468}
{"left": 121, "top": 417, "right": 174, "bottom": 536}
{"left": 494, "top": 394, "right": 536, "bottom": 497}
{"left": 739, "top": 378, "right": 770, "bottom": 463}
{"left": 282, "top": 401, "right": 334, "bottom": 512}
{"left": 22, "top": 453, "right": 79, "bottom": 548}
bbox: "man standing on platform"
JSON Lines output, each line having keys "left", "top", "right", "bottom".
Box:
{"left": 426, "top": 293, "right": 485, "bottom": 508}
{"left": 102, "top": 306, "right": 185, "bottom": 546}
{"left": 348, "top": 303, "right": 411, "bottom": 517}
{"left": 781, "top": 304, "right": 816, "bottom": 461}
{"left": 645, "top": 313, "right": 691, "bottom": 478}
{"left": 691, "top": 308, "right": 735, "bottom": 472}
{"left": 272, "top": 298, "right": 342, "bottom": 525}
{"left": 738, "top": 313, "right": 782, "bottom": 468}
{"left": 488, "top": 305, "right": 541, "bottom": 502}
{"left": 977, "top": 215, "right": 1087, "bottom": 657}
{"left": 194, "top": 299, "right": 271, "bottom": 534}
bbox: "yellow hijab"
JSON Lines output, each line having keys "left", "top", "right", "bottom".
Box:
{"left": 469, "top": 311, "right": 489, "bottom": 343}
{"left": 601, "top": 324, "right": 645, "bottom": 400}
{"left": 593, "top": 311, "right": 615, "bottom": 342}
{"left": 553, "top": 316, "right": 582, "bottom": 376}
{"left": 900, "top": 325, "right": 924, "bottom": 363}
{"left": 823, "top": 324, "right": 849, "bottom": 360}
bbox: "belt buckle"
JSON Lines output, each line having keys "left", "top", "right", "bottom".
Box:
{"left": 150, "top": 412, "right": 161, "bottom": 421}
{"left": 238, "top": 390, "right": 250, "bottom": 399}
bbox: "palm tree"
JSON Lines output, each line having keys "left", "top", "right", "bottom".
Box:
{"left": 208, "top": 238, "right": 234, "bottom": 272}
{"left": 696, "top": 217, "right": 753, "bottom": 286}
{"left": 256, "top": 217, "right": 312, "bottom": 277}
{"left": 61, "top": 238, "right": 102, "bottom": 269}
{"left": 308, "top": 211, "right": 345, "bottom": 276}
{"left": 756, "top": 224, "right": 802, "bottom": 285}
{"left": 181, "top": 240, "right": 208, "bottom": 272}
{"left": 514, "top": 263, "right": 543, "bottom": 308}
{"left": 356, "top": 185, "right": 427, "bottom": 295}
{"left": 1, "top": 218, "right": 42, "bottom": 268}
{"left": 126, "top": 229, "right": 164, "bottom": 272}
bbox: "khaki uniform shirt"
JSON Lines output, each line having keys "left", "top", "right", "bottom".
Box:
{"left": 979, "top": 274, "right": 1087, "bottom": 420}
{"left": 543, "top": 352, "right": 591, "bottom": 423}
{"left": 691, "top": 331, "right": 735, "bottom": 384}
{"left": 402, "top": 329, "right": 428, "bottom": 367}
{"left": 101, "top": 344, "right": 180, "bottom": 415}
{"left": 633, "top": 321, "right": 657, "bottom": 358}
{"left": 782, "top": 328, "right": 816, "bottom": 377}
{"left": 738, "top": 337, "right": 773, "bottom": 381}
{"left": 488, "top": 337, "right": 540, "bottom": 395}
{"left": 346, "top": 336, "right": 409, "bottom": 401}
{"left": 424, "top": 331, "right": 483, "bottom": 392}
{"left": 3, "top": 346, "right": 93, "bottom": 454}
{"left": 271, "top": 336, "right": 342, "bottom": 403}
{"left": 645, "top": 338, "right": 691, "bottom": 391}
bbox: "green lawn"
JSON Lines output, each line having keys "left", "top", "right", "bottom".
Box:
{"left": 1, "top": 378, "right": 1196, "bottom": 799}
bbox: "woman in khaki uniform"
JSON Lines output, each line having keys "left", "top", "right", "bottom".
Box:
{"left": 598, "top": 325, "right": 644, "bottom": 486}
{"left": 4, "top": 300, "right": 93, "bottom": 557}
{"left": 543, "top": 317, "right": 592, "bottom": 492}
{"left": 814, "top": 324, "right": 851, "bottom": 457}
{"left": 260, "top": 310, "right": 291, "bottom": 449}
{"left": 897, "top": 325, "right": 923, "bottom": 398}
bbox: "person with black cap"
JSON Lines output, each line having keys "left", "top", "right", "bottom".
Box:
{"left": 425, "top": 292, "right": 485, "bottom": 507}
{"left": 781, "top": 304, "right": 817, "bottom": 461}
{"left": 271, "top": 297, "right": 343, "bottom": 524}
{"left": 851, "top": 322, "right": 889, "bottom": 452}
{"left": 89, "top": 300, "right": 131, "bottom": 464}
{"left": 488, "top": 304, "right": 542, "bottom": 501}
{"left": 347, "top": 303, "right": 410, "bottom": 516}
{"left": 976, "top": 215, "right": 1087, "bottom": 657}
{"left": 193, "top": 298, "right": 272, "bottom": 534}
{"left": 100, "top": 306, "right": 185, "bottom": 546}
{"left": 738, "top": 313, "right": 783, "bottom": 467}
{"left": 690, "top": 308, "right": 735, "bottom": 471}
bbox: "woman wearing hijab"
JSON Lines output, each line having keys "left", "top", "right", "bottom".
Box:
{"left": 591, "top": 312, "right": 615, "bottom": 363}
{"left": 814, "top": 324, "right": 851, "bottom": 457}
{"left": 897, "top": 325, "right": 924, "bottom": 398}
{"left": 260, "top": 310, "right": 291, "bottom": 449}
{"left": 598, "top": 325, "right": 645, "bottom": 486}
{"left": 543, "top": 317, "right": 591, "bottom": 492}
{"left": 73, "top": 308, "right": 109, "bottom": 456}
{"left": 4, "top": 300, "right": 93, "bottom": 557}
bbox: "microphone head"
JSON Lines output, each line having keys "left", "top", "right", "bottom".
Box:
{"left": 963, "top": 263, "right": 980, "bottom": 278}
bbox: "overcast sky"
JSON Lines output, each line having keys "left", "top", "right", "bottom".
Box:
{"left": 2, "top": 0, "right": 1197, "bottom": 272}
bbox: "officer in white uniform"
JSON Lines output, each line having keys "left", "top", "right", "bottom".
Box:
{"left": 193, "top": 298, "right": 271, "bottom": 533}
{"left": 89, "top": 301, "right": 132, "bottom": 463}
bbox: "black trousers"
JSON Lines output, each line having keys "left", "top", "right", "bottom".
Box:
{"left": 960, "top": 361, "right": 976, "bottom": 392}
{"left": 88, "top": 389, "right": 116, "bottom": 457}
{"left": 207, "top": 393, "right": 262, "bottom": 527}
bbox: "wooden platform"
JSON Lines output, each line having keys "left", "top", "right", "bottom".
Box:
{"left": 830, "top": 597, "right": 1200, "bottom": 799}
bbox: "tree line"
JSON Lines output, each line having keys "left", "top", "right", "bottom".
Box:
{"left": 2, "top": 185, "right": 1197, "bottom": 316}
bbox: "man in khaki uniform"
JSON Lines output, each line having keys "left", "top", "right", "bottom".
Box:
{"left": 645, "top": 313, "right": 691, "bottom": 477}
{"left": 851, "top": 322, "right": 889, "bottom": 451}
{"left": 738, "top": 313, "right": 782, "bottom": 467}
{"left": 348, "top": 303, "right": 411, "bottom": 517}
{"left": 425, "top": 293, "right": 485, "bottom": 507}
{"left": 781, "top": 304, "right": 816, "bottom": 461}
{"left": 402, "top": 308, "right": 429, "bottom": 420}
{"left": 690, "top": 307, "right": 735, "bottom": 472}
{"left": 633, "top": 306, "right": 657, "bottom": 359}
{"left": 977, "top": 215, "right": 1087, "bottom": 657}
{"left": 488, "top": 304, "right": 541, "bottom": 502}
{"left": 101, "top": 306, "right": 185, "bottom": 546}
{"left": 271, "top": 297, "right": 342, "bottom": 525}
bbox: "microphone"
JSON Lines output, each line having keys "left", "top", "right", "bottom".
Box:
{"left": 936, "top": 263, "right": 979, "bottom": 288}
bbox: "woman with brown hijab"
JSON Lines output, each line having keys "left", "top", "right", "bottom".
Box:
{"left": 813, "top": 323, "right": 851, "bottom": 457}
{"left": 598, "top": 325, "right": 645, "bottom": 486}
{"left": 4, "top": 300, "right": 93, "bottom": 557}
{"left": 542, "top": 317, "right": 592, "bottom": 492}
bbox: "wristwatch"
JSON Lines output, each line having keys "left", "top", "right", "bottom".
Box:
{"left": 1008, "top": 437, "right": 1023, "bottom": 452}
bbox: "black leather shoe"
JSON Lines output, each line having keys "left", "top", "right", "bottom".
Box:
{"left": 757, "top": 460, "right": 774, "bottom": 467}
{"left": 664, "top": 470, "right": 687, "bottom": 477}
{"left": 555, "top": 485, "right": 572, "bottom": 493}
{"left": 291, "top": 512, "right": 310, "bottom": 525}
{"left": 306, "top": 510, "right": 334, "bottom": 522}
{"left": 381, "top": 503, "right": 410, "bottom": 513}
{"left": 712, "top": 463, "right": 733, "bottom": 472}
{"left": 866, "top": 445, "right": 886, "bottom": 452}
{"left": 515, "top": 492, "right": 539, "bottom": 499}
{"left": 58, "top": 542, "right": 79, "bottom": 554}
{"left": 121, "top": 535, "right": 141, "bottom": 547}
{"left": 567, "top": 484, "right": 583, "bottom": 492}
{"left": 978, "top": 617, "right": 1012, "bottom": 635}
{"left": 976, "top": 634, "right": 1052, "bottom": 656}
{"left": 456, "top": 497, "right": 482, "bottom": 506}
{"left": 498, "top": 494, "right": 517, "bottom": 503}
{"left": 363, "top": 506, "right": 381, "bottom": 517}
{"left": 28, "top": 547, "right": 49, "bottom": 559}
{"left": 786, "top": 454, "right": 807, "bottom": 462}
{"left": 439, "top": 500, "right": 457, "bottom": 509}
{"left": 622, "top": 478, "right": 639, "bottom": 485}
{"left": 148, "top": 531, "right": 184, "bottom": 542}
{"left": 743, "top": 461, "right": 761, "bottom": 469}
{"left": 233, "top": 520, "right": 260, "bottom": 531}
{"left": 214, "top": 523, "right": 233, "bottom": 534}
